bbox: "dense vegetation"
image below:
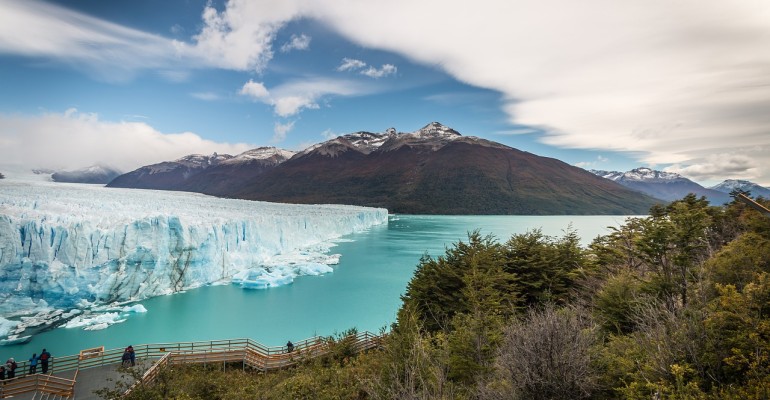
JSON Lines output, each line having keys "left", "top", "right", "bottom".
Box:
{"left": 113, "top": 193, "right": 770, "bottom": 399}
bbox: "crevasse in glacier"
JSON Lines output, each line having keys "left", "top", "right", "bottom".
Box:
{"left": 0, "top": 175, "right": 387, "bottom": 333}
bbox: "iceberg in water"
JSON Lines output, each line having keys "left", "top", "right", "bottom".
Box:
{"left": 0, "top": 175, "right": 388, "bottom": 332}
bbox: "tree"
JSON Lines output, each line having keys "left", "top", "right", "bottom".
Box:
{"left": 480, "top": 305, "right": 598, "bottom": 400}
{"left": 400, "top": 231, "right": 517, "bottom": 332}
{"left": 503, "top": 228, "right": 587, "bottom": 306}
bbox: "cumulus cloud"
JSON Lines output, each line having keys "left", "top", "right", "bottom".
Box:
{"left": 361, "top": 64, "right": 397, "bottom": 78}
{"left": 280, "top": 33, "right": 311, "bottom": 53}
{"left": 239, "top": 77, "right": 371, "bottom": 117}
{"left": 183, "top": 1, "right": 301, "bottom": 72}
{"left": 239, "top": 80, "right": 271, "bottom": 99}
{"left": 0, "top": 110, "right": 254, "bottom": 171}
{"left": 337, "top": 57, "right": 367, "bottom": 71}
{"left": 273, "top": 121, "right": 295, "bottom": 142}
{"left": 336, "top": 58, "right": 397, "bottom": 78}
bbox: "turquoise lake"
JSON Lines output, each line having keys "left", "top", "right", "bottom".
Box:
{"left": 0, "top": 214, "right": 634, "bottom": 361}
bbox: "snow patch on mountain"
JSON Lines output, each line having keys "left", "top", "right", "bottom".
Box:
{"left": 225, "top": 147, "right": 296, "bottom": 164}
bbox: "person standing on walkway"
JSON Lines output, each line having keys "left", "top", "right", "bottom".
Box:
{"left": 127, "top": 345, "right": 136, "bottom": 367}
{"left": 28, "top": 353, "right": 39, "bottom": 374}
{"left": 39, "top": 348, "right": 51, "bottom": 374}
{"left": 121, "top": 349, "right": 131, "bottom": 367}
{"left": 6, "top": 358, "right": 16, "bottom": 379}
{"left": 0, "top": 364, "right": 6, "bottom": 380}
{"left": 286, "top": 340, "right": 294, "bottom": 353}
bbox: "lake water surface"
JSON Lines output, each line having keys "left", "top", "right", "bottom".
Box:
{"left": 0, "top": 214, "right": 634, "bottom": 360}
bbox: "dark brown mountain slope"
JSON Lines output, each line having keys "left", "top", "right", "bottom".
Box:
{"left": 233, "top": 124, "right": 658, "bottom": 214}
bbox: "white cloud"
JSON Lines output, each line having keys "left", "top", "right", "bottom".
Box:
{"left": 0, "top": 110, "right": 254, "bottom": 171}
{"left": 0, "top": 0, "right": 295, "bottom": 77}
{"left": 361, "top": 64, "right": 397, "bottom": 78}
{"left": 0, "top": 0, "right": 185, "bottom": 81}
{"left": 239, "top": 77, "right": 371, "bottom": 117}
{"left": 321, "top": 129, "right": 338, "bottom": 140}
{"left": 336, "top": 58, "right": 397, "bottom": 78}
{"left": 574, "top": 155, "right": 610, "bottom": 169}
{"left": 273, "top": 96, "right": 319, "bottom": 117}
{"left": 665, "top": 153, "right": 759, "bottom": 181}
{"left": 184, "top": 1, "right": 303, "bottom": 72}
{"left": 239, "top": 80, "right": 271, "bottom": 99}
{"left": 280, "top": 34, "right": 311, "bottom": 53}
{"left": 337, "top": 57, "right": 367, "bottom": 71}
{"left": 273, "top": 121, "right": 295, "bottom": 142}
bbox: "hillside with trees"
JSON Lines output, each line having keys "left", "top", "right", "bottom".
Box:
{"left": 111, "top": 194, "right": 770, "bottom": 399}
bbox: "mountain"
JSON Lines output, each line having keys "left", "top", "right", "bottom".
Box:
{"left": 107, "top": 153, "right": 234, "bottom": 190}
{"left": 590, "top": 167, "right": 732, "bottom": 205}
{"left": 109, "top": 122, "right": 660, "bottom": 214}
{"left": 51, "top": 164, "right": 122, "bottom": 184}
{"left": 230, "top": 122, "right": 659, "bottom": 214}
{"left": 710, "top": 179, "right": 770, "bottom": 198}
{"left": 179, "top": 147, "right": 296, "bottom": 196}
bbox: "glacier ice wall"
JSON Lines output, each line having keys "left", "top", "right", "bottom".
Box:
{"left": 0, "top": 178, "right": 387, "bottom": 318}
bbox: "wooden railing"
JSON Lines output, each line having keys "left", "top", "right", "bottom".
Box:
{"left": 1, "top": 331, "right": 382, "bottom": 398}
{"left": 0, "top": 371, "right": 77, "bottom": 399}
{"left": 124, "top": 331, "right": 382, "bottom": 395}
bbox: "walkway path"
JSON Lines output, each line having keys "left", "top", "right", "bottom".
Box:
{"left": 0, "top": 331, "right": 381, "bottom": 399}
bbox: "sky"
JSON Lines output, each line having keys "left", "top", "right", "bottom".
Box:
{"left": 1, "top": 0, "right": 769, "bottom": 186}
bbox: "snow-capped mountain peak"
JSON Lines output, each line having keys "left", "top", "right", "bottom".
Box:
{"left": 623, "top": 167, "right": 685, "bottom": 182}
{"left": 226, "top": 147, "right": 296, "bottom": 164}
{"left": 174, "top": 153, "right": 233, "bottom": 168}
{"left": 590, "top": 167, "right": 686, "bottom": 183}
{"left": 710, "top": 179, "right": 770, "bottom": 197}
{"left": 413, "top": 122, "right": 462, "bottom": 139}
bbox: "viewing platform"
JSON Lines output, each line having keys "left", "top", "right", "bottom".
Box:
{"left": 0, "top": 331, "right": 382, "bottom": 399}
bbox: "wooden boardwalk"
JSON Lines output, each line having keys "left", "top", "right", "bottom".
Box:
{"left": 0, "top": 331, "right": 382, "bottom": 399}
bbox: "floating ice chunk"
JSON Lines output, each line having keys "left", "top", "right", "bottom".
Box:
{"left": 0, "top": 317, "right": 19, "bottom": 337}
{"left": 295, "top": 263, "right": 334, "bottom": 276}
{"left": 232, "top": 269, "right": 294, "bottom": 289}
{"left": 123, "top": 304, "right": 147, "bottom": 313}
{"left": 84, "top": 323, "right": 111, "bottom": 331}
{"left": 63, "top": 312, "right": 127, "bottom": 330}
{"left": 0, "top": 335, "right": 31, "bottom": 346}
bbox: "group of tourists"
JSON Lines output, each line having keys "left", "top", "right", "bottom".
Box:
{"left": 121, "top": 345, "right": 136, "bottom": 367}
{"left": 0, "top": 348, "right": 51, "bottom": 380}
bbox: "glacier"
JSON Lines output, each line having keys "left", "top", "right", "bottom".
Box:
{"left": 0, "top": 173, "right": 387, "bottom": 336}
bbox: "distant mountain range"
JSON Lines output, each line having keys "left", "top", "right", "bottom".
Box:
{"left": 108, "top": 122, "right": 657, "bottom": 215}
{"left": 709, "top": 179, "right": 770, "bottom": 198}
{"left": 51, "top": 165, "right": 122, "bottom": 184}
{"left": 589, "top": 167, "right": 770, "bottom": 205}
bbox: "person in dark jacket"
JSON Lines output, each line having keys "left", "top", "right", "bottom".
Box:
{"left": 127, "top": 345, "right": 136, "bottom": 366}
{"left": 39, "top": 349, "right": 52, "bottom": 374}
{"left": 121, "top": 349, "right": 131, "bottom": 367}
{"left": 286, "top": 341, "right": 294, "bottom": 353}
{"left": 6, "top": 358, "right": 16, "bottom": 379}
{"left": 0, "top": 365, "right": 6, "bottom": 380}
